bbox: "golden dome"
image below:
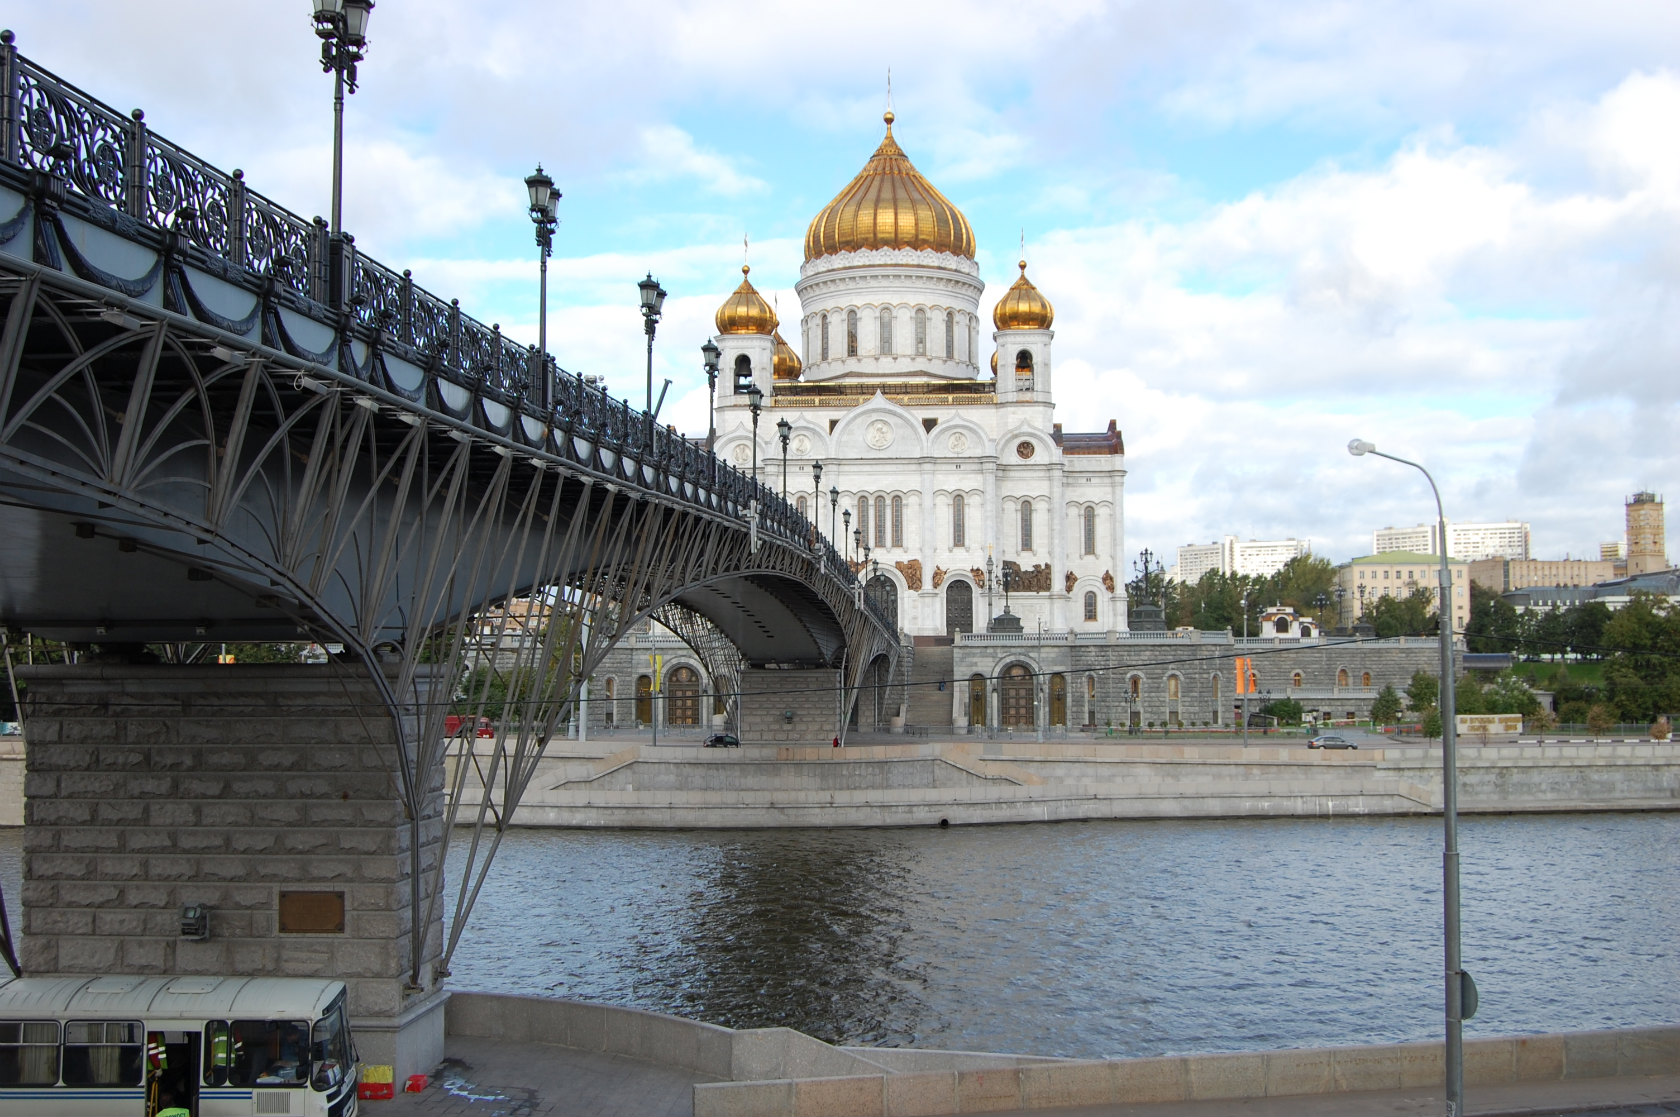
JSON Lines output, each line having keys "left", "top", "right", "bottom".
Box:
{"left": 772, "top": 330, "right": 802, "bottom": 381}
{"left": 804, "top": 112, "right": 977, "bottom": 262}
{"left": 715, "top": 265, "right": 778, "bottom": 336}
{"left": 990, "top": 350, "right": 997, "bottom": 375}
{"left": 992, "top": 261, "right": 1054, "bottom": 330}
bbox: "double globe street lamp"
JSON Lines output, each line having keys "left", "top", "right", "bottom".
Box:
{"left": 1348, "top": 438, "right": 1475, "bottom": 1117}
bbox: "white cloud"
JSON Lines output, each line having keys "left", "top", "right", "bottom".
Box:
{"left": 620, "top": 126, "right": 768, "bottom": 198}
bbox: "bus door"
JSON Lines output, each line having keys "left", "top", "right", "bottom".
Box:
{"left": 147, "top": 1030, "right": 199, "bottom": 1117}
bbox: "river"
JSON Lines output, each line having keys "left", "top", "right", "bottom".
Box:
{"left": 443, "top": 812, "right": 1680, "bottom": 1059}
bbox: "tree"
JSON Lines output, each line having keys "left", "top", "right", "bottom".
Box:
{"left": 1260, "top": 697, "right": 1303, "bottom": 726}
{"left": 1464, "top": 583, "right": 1522, "bottom": 654}
{"left": 1586, "top": 703, "right": 1616, "bottom": 738}
{"left": 1365, "top": 588, "right": 1437, "bottom": 638}
{"left": 1482, "top": 671, "right": 1541, "bottom": 717}
{"left": 1600, "top": 593, "right": 1680, "bottom": 722}
{"left": 1564, "top": 601, "right": 1612, "bottom": 660}
{"left": 1370, "top": 685, "right": 1403, "bottom": 724}
{"left": 1406, "top": 670, "right": 1439, "bottom": 712}
{"left": 1421, "top": 707, "right": 1444, "bottom": 739}
{"left": 1262, "top": 556, "right": 1339, "bottom": 622}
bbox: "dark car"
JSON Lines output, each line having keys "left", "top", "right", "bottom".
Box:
{"left": 703, "top": 732, "right": 740, "bottom": 748}
{"left": 1308, "top": 734, "right": 1357, "bottom": 750}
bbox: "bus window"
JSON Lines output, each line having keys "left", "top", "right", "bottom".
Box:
{"left": 0, "top": 1020, "right": 59, "bottom": 1085}
{"left": 203, "top": 1020, "right": 229, "bottom": 1086}
{"left": 228, "top": 1020, "right": 309, "bottom": 1088}
{"left": 62, "top": 1020, "right": 143, "bottom": 1086}
{"left": 310, "top": 1005, "right": 350, "bottom": 1090}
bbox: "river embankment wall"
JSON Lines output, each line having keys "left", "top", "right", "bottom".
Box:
{"left": 450, "top": 737, "right": 1680, "bottom": 829}
{"left": 444, "top": 991, "right": 1680, "bottom": 1117}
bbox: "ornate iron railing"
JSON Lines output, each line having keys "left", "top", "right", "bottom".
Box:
{"left": 0, "top": 30, "right": 850, "bottom": 568}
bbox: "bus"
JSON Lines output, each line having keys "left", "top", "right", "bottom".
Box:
{"left": 0, "top": 975, "right": 358, "bottom": 1116}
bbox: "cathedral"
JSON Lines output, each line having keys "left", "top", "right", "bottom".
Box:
{"left": 709, "top": 112, "right": 1130, "bottom": 642}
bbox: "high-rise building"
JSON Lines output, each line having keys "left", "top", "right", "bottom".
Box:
{"left": 1626, "top": 492, "right": 1667, "bottom": 576}
{"left": 1373, "top": 520, "right": 1529, "bottom": 561}
{"left": 1171, "top": 537, "right": 1311, "bottom": 583}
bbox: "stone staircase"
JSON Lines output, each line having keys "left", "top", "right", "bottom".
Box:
{"left": 904, "top": 643, "right": 954, "bottom": 729}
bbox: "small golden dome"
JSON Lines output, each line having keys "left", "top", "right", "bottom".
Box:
{"left": 804, "top": 113, "right": 977, "bottom": 262}
{"left": 772, "top": 330, "right": 802, "bottom": 381}
{"left": 992, "top": 261, "right": 1054, "bottom": 330}
{"left": 715, "top": 265, "right": 778, "bottom": 336}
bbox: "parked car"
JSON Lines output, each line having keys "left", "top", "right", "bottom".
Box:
{"left": 1307, "top": 734, "right": 1357, "bottom": 750}
{"left": 703, "top": 732, "right": 740, "bottom": 748}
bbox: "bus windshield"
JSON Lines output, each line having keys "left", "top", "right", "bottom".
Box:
{"left": 228, "top": 1020, "right": 309, "bottom": 1088}
{"left": 309, "top": 1007, "right": 350, "bottom": 1090}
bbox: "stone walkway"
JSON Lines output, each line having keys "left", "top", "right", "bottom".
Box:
{"left": 364, "top": 1035, "right": 1680, "bottom": 1117}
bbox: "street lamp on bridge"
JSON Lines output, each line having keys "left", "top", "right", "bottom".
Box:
{"left": 701, "top": 339, "right": 721, "bottom": 451}
{"left": 312, "top": 0, "right": 373, "bottom": 241}
{"left": 776, "top": 417, "right": 792, "bottom": 498}
{"left": 811, "top": 460, "right": 823, "bottom": 547}
{"left": 1349, "top": 437, "right": 1474, "bottom": 1117}
{"left": 524, "top": 165, "right": 558, "bottom": 411}
{"left": 831, "top": 485, "right": 840, "bottom": 556}
{"left": 637, "top": 274, "right": 667, "bottom": 430}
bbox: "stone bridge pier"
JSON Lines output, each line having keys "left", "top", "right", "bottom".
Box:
{"left": 15, "top": 662, "right": 447, "bottom": 1081}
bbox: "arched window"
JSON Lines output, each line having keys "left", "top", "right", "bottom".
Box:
{"left": 796, "top": 495, "right": 807, "bottom": 517}
{"left": 820, "top": 313, "right": 829, "bottom": 361}
{"left": 1275, "top": 616, "right": 1290, "bottom": 634}
{"left": 1084, "top": 591, "right": 1098, "bottom": 622}
{"left": 1015, "top": 349, "right": 1034, "bottom": 391}
{"left": 1129, "top": 675, "right": 1142, "bottom": 700}
{"left": 952, "top": 494, "right": 966, "bottom": 548}
{"left": 1211, "top": 674, "right": 1221, "bottom": 724}
{"left": 1000, "top": 664, "right": 1034, "bottom": 727}
{"left": 891, "top": 496, "right": 904, "bottom": 548}
{"left": 1020, "top": 501, "right": 1033, "bottom": 551}
{"left": 1085, "top": 674, "right": 1097, "bottom": 727}
{"left": 1337, "top": 668, "right": 1349, "bottom": 687}
{"left": 879, "top": 307, "right": 893, "bottom": 355}
{"left": 1050, "top": 674, "right": 1067, "bottom": 726}
{"left": 1128, "top": 674, "right": 1142, "bottom": 727}
{"left": 946, "top": 311, "right": 955, "bottom": 359}
{"left": 1082, "top": 506, "right": 1097, "bottom": 555}
{"left": 733, "top": 353, "right": 752, "bottom": 393}
{"left": 604, "top": 677, "right": 616, "bottom": 726}
{"left": 846, "top": 309, "right": 858, "bottom": 357}
{"left": 915, "top": 309, "right": 928, "bottom": 356}
{"left": 1167, "top": 676, "right": 1180, "bottom": 700}
{"left": 1167, "top": 675, "right": 1181, "bottom": 726}
{"left": 856, "top": 496, "right": 869, "bottom": 545}
{"left": 969, "top": 672, "right": 988, "bottom": 727}
{"left": 1292, "top": 671, "right": 1304, "bottom": 688}
{"left": 874, "top": 495, "right": 886, "bottom": 548}
{"left": 1362, "top": 671, "right": 1372, "bottom": 687}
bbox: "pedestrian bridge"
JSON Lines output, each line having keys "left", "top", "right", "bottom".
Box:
{"left": 0, "top": 30, "right": 898, "bottom": 1075}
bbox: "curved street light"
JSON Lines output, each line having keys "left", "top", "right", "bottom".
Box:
{"left": 1349, "top": 436, "right": 1473, "bottom": 1117}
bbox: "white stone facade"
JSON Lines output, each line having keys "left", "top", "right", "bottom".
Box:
{"left": 1374, "top": 520, "right": 1530, "bottom": 561}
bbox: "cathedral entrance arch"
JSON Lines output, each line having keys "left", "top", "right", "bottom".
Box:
{"left": 866, "top": 574, "right": 898, "bottom": 631}
{"left": 1000, "top": 664, "right": 1034, "bottom": 727}
{"left": 946, "top": 580, "right": 973, "bottom": 637}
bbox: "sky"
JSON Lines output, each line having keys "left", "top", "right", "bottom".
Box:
{"left": 16, "top": 1, "right": 1680, "bottom": 568}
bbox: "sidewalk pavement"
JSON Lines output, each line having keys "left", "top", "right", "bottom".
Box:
{"left": 368, "top": 1034, "right": 1680, "bottom": 1117}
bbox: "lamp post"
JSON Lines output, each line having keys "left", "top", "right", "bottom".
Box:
{"left": 1336, "top": 585, "right": 1347, "bottom": 630}
{"left": 701, "top": 339, "right": 721, "bottom": 452}
{"left": 312, "top": 0, "right": 374, "bottom": 240}
{"left": 1241, "top": 591, "right": 1250, "bottom": 747}
{"left": 831, "top": 485, "right": 840, "bottom": 557}
{"left": 777, "top": 416, "right": 792, "bottom": 499}
{"left": 811, "top": 461, "right": 823, "bottom": 547}
{"left": 1313, "top": 592, "right": 1329, "bottom": 637}
{"left": 985, "top": 551, "right": 996, "bottom": 621}
{"left": 1349, "top": 437, "right": 1472, "bottom": 1117}
{"left": 746, "top": 384, "right": 763, "bottom": 550}
{"left": 524, "top": 165, "right": 558, "bottom": 410}
{"left": 843, "top": 509, "right": 851, "bottom": 562}
{"left": 638, "top": 273, "right": 667, "bottom": 438}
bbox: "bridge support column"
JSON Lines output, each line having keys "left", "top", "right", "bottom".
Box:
{"left": 16, "top": 662, "right": 446, "bottom": 1082}
{"left": 738, "top": 668, "right": 843, "bottom": 743}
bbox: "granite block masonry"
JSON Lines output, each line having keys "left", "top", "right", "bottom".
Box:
{"left": 16, "top": 662, "right": 448, "bottom": 1082}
